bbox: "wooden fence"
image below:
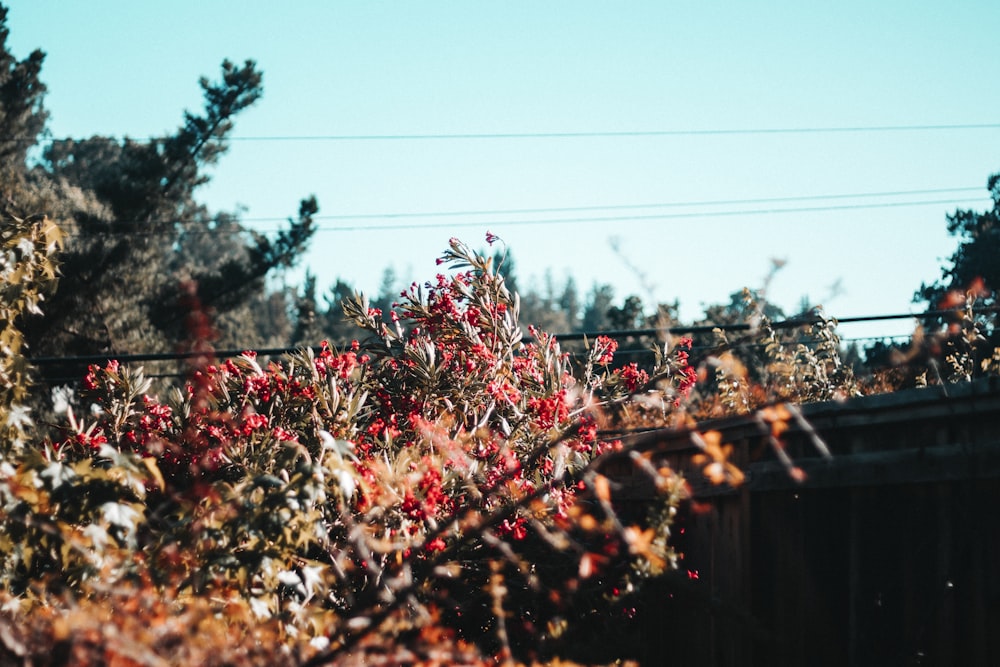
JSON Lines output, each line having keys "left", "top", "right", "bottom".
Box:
{"left": 607, "top": 377, "right": 1000, "bottom": 666}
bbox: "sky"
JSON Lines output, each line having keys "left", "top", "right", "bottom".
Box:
{"left": 8, "top": 1, "right": 1000, "bottom": 343}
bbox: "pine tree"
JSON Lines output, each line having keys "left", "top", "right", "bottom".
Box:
{"left": 0, "top": 6, "right": 318, "bottom": 381}
{"left": 0, "top": 3, "right": 47, "bottom": 209}
{"left": 581, "top": 283, "right": 616, "bottom": 332}
{"left": 917, "top": 173, "right": 1000, "bottom": 321}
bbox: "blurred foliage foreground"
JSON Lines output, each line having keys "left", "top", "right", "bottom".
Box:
{"left": 1, "top": 223, "right": 998, "bottom": 666}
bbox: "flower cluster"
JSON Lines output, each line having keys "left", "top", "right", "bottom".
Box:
{"left": 9, "top": 235, "right": 690, "bottom": 663}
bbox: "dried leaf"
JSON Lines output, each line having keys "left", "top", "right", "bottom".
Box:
{"left": 593, "top": 474, "right": 611, "bottom": 503}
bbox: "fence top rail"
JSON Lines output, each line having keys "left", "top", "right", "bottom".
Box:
{"left": 610, "top": 377, "right": 1000, "bottom": 496}
{"left": 26, "top": 305, "right": 1000, "bottom": 368}
{"left": 617, "top": 376, "right": 1000, "bottom": 458}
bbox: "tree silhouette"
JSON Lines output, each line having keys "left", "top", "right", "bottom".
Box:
{"left": 0, "top": 6, "right": 317, "bottom": 371}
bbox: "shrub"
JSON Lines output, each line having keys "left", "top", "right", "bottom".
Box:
{"left": 1, "top": 236, "right": 694, "bottom": 665}
{"left": 0, "top": 212, "right": 61, "bottom": 456}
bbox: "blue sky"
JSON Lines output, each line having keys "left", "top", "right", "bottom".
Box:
{"left": 8, "top": 1, "right": 1000, "bottom": 341}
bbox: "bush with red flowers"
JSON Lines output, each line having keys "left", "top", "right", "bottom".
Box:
{"left": 1, "top": 234, "right": 694, "bottom": 665}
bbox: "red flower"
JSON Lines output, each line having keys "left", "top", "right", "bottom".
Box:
{"left": 528, "top": 390, "right": 570, "bottom": 431}
{"left": 240, "top": 412, "right": 269, "bottom": 435}
{"left": 425, "top": 537, "right": 447, "bottom": 552}
{"left": 617, "top": 363, "right": 649, "bottom": 393}
{"left": 593, "top": 335, "right": 618, "bottom": 365}
{"left": 498, "top": 517, "right": 528, "bottom": 541}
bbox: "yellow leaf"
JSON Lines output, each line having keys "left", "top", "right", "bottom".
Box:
{"left": 578, "top": 553, "right": 596, "bottom": 579}
{"left": 143, "top": 457, "right": 165, "bottom": 491}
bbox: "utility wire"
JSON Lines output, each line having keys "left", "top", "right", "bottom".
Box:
{"left": 36, "top": 332, "right": 916, "bottom": 383}
{"left": 59, "top": 196, "right": 989, "bottom": 239}
{"left": 263, "top": 186, "right": 986, "bottom": 221}
{"left": 222, "top": 123, "right": 1000, "bottom": 141}
{"left": 19, "top": 122, "right": 1000, "bottom": 144}
{"left": 26, "top": 333, "right": 931, "bottom": 385}
{"left": 310, "top": 197, "right": 986, "bottom": 234}
{"left": 610, "top": 333, "right": 913, "bottom": 358}
{"left": 58, "top": 186, "right": 986, "bottom": 228}
{"left": 542, "top": 308, "right": 993, "bottom": 343}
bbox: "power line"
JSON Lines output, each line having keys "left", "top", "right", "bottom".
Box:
{"left": 53, "top": 186, "right": 985, "bottom": 232}
{"left": 57, "top": 185, "right": 986, "bottom": 230}
{"left": 545, "top": 309, "right": 984, "bottom": 343}
{"left": 233, "top": 186, "right": 988, "bottom": 223}
{"left": 15, "top": 122, "right": 1000, "bottom": 148}
{"left": 610, "top": 333, "right": 914, "bottom": 358}
{"left": 26, "top": 333, "right": 929, "bottom": 385}
{"left": 21, "top": 122, "right": 1000, "bottom": 144}
{"left": 229, "top": 123, "right": 1000, "bottom": 141}
{"left": 307, "top": 197, "right": 987, "bottom": 234}
{"left": 61, "top": 195, "right": 989, "bottom": 239}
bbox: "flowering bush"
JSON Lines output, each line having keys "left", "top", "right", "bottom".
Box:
{"left": 1, "top": 236, "right": 696, "bottom": 665}
{"left": 11, "top": 226, "right": 986, "bottom": 664}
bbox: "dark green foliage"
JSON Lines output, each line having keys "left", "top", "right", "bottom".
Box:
{"left": 0, "top": 5, "right": 46, "bottom": 171}
{"left": 581, "top": 283, "right": 616, "bottom": 332}
{"left": 917, "top": 172, "right": 1000, "bottom": 327}
{"left": 860, "top": 173, "right": 1000, "bottom": 384}
{"left": 0, "top": 7, "right": 317, "bottom": 364}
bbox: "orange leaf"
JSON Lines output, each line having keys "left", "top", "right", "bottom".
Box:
{"left": 593, "top": 474, "right": 611, "bottom": 503}
{"left": 624, "top": 526, "right": 655, "bottom": 555}
{"left": 761, "top": 404, "right": 791, "bottom": 422}
{"left": 726, "top": 463, "right": 746, "bottom": 486}
{"left": 578, "top": 513, "right": 599, "bottom": 531}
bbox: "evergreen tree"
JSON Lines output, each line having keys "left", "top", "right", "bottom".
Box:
{"left": 252, "top": 289, "right": 295, "bottom": 348}
{"left": 0, "top": 7, "right": 317, "bottom": 375}
{"left": 492, "top": 248, "right": 518, "bottom": 296}
{"left": 876, "top": 172, "right": 1000, "bottom": 379}
{"left": 320, "top": 278, "right": 365, "bottom": 344}
{"left": 606, "top": 295, "right": 645, "bottom": 330}
{"left": 917, "top": 173, "right": 1000, "bottom": 324}
{"left": 519, "top": 268, "right": 572, "bottom": 333}
{"left": 0, "top": 4, "right": 48, "bottom": 211}
{"left": 292, "top": 271, "right": 325, "bottom": 347}
{"left": 559, "top": 276, "right": 581, "bottom": 331}
{"left": 581, "top": 283, "right": 616, "bottom": 332}
{"left": 698, "top": 288, "right": 786, "bottom": 330}
{"left": 372, "top": 265, "right": 399, "bottom": 317}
